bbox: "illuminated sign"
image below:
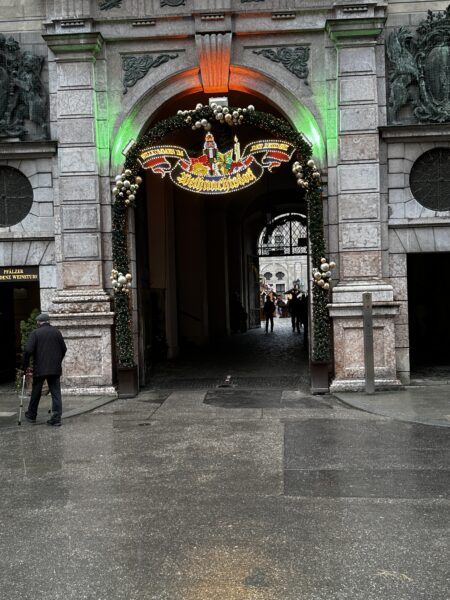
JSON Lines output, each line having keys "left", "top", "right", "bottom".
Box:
{"left": 0, "top": 267, "right": 39, "bottom": 282}
{"left": 138, "top": 134, "right": 295, "bottom": 195}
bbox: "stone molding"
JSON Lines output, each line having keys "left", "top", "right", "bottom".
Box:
{"left": 328, "top": 302, "right": 400, "bottom": 318}
{"left": 380, "top": 124, "right": 450, "bottom": 142}
{"left": 50, "top": 312, "right": 114, "bottom": 326}
{"left": 51, "top": 290, "right": 113, "bottom": 314}
{"left": 326, "top": 18, "right": 386, "bottom": 45}
{"left": 42, "top": 32, "right": 104, "bottom": 59}
{"left": 0, "top": 141, "right": 57, "bottom": 160}
{"left": 330, "top": 281, "right": 395, "bottom": 304}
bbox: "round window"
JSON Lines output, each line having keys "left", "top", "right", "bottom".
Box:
{"left": 0, "top": 166, "right": 34, "bottom": 227}
{"left": 409, "top": 148, "right": 450, "bottom": 211}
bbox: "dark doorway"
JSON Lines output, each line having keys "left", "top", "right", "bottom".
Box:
{"left": 0, "top": 282, "right": 40, "bottom": 382}
{"left": 408, "top": 252, "right": 450, "bottom": 374}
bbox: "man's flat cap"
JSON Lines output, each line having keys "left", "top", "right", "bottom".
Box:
{"left": 36, "top": 313, "right": 50, "bottom": 322}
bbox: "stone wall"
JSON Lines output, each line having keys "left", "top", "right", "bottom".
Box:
{"left": 1, "top": 0, "right": 448, "bottom": 391}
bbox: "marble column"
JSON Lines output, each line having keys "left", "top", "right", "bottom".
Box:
{"left": 43, "top": 32, "right": 115, "bottom": 394}
{"left": 326, "top": 6, "right": 401, "bottom": 391}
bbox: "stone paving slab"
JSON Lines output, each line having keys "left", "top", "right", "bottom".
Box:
{"left": 334, "top": 386, "right": 450, "bottom": 428}
{"left": 1, "top": 391, "right": 449, "bottom": 600}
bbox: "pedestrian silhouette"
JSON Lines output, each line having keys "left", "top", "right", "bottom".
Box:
{"left": 22, "top": 313, "right": 67, "bottom": 426}
{"left": 263, "top": 297, "right": 275, "bottom": 333}
{"left": 288, "top": 291, "right": 301, "bottom": 333}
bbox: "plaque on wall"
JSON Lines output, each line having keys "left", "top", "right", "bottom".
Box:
{"left": 0, "top": 266, "right": 39, "bottom": 282}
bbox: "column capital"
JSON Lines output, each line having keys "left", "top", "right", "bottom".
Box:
{"left": 42, "top": 32, "right": 104, "bottom": 59}
{"left": 326, "top": 16, "right": 385, "bottom": 46}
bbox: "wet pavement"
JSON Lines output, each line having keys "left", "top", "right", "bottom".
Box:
{"left": 1, "top": 318, "right": 449, "bottom": 599}
{"left": 0, "top": 381, "right": 116, "bottom": 429}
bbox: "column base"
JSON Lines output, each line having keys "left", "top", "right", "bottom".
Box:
{"left": 328, "top": 281, "right": 401, "bottom": 391}
{"left": 62, "top": 386, "right": 117, "bottom": 396}
{"left": 330, "top": 378, "right": 403, "bottom": 393}
{"left": 49, "top": 290, "right": 115, "bottom": 392}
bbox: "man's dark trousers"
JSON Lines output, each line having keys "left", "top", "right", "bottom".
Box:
{"left": 28, "top": 375, "right": 62, "bottom": 420}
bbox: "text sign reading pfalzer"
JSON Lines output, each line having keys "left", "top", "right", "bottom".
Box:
{"left": 0, "top": 267, "right": 39, "bottom": 282}
{"left": 138, "top": 134, "right": 295, "bottom": 195}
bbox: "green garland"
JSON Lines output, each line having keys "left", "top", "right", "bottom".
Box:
{"left": 112, "top": 105, "right": 332, "bottom": 366}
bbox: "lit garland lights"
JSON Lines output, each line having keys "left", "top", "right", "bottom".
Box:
{"left": 112, "top": 104, "right": 332, "bottom": 366}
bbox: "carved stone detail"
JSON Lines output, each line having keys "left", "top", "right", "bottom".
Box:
{"left": 196, "top": 33, "right": 232, "bottom": 93}
{"left": 122, "top": 54, "right": 179, "bottom": 93}
{"left": 0, "top": 34, "right": 48, "bottom": 141}
{"left": 161, "top": 0, "right": 186, "bottom": 7}
{"left": 253, "top": 46, "right": 309, "bottom": 83}
{"left": 99, "top": 0, "right": 123, "bottom": 9}
{"left": 387, "top": 4, "right": 450, "bottom": 124}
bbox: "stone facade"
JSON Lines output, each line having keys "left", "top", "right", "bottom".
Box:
{"left": 0, "top": 0, "right": 449, "bottom": 393}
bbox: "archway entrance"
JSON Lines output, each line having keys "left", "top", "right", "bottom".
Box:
{"left": 112, "top": 94, "right": 331, "bottom": 394}
{"left": 258, "top": 210, "right": 309, "bottom": 337}
{"left": 134, "top": 179, "right": 312, "bottom": 390}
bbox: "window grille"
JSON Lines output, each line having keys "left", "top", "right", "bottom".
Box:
{"left": 258, "top": 213, "right": 307, "bottom": 257}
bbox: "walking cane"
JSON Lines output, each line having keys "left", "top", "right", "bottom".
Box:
{"left": 18, "top": 374, "right": 26, "bottom": 426}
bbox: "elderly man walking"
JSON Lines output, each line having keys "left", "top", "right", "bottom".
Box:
{"left": 22, "top": 313, "right": 67, "bottom": 426}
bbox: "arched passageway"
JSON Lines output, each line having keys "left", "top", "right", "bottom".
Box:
{"left": 131, "top": 91, "right": 316, "bottom": 388}
{"left": 147, "top": 317, "right": 310, "bottom": 391}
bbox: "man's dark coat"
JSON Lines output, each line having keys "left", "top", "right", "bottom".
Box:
{"left": 23, "top": 323, "right": 67, "bottom": 376}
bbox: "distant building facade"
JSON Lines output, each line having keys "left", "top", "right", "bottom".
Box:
{"left": 0, "top": 0, "right": 449, "bottom": 393}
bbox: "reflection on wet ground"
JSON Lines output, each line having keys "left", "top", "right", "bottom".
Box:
{"left": 1, "top": 371, "right": 449, "bottom": 599}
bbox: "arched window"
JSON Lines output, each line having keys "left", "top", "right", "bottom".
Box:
{"left": 0, "top": 166, "right": 33, "bottom": 227}
{"left": 258, "top": 213, "right": 307, "bottom": 257}
{"left": 410, "top": 148, "right": 450, "bottom": 211}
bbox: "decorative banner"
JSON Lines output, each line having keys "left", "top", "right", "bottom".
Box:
{"left": 138, "top": 134, "right": 296, "bottom": 195}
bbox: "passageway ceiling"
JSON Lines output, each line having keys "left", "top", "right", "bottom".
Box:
{"left": 141, "top": 90, "right": 307, "bottom": 234}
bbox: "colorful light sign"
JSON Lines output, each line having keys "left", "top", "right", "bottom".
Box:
{"left": 138, "top": 133, "right": 295, "bottom": 194}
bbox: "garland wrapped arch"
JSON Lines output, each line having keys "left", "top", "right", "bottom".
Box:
{"left": 111, "top": 105, "right": 332, "bottom": 367}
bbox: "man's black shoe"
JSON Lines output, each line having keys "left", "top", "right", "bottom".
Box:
{"left": 47, "top": 418, "right": 62, "bottom": 427}
{"left": 24, "top": 412, "right": 36, "bottom": 423}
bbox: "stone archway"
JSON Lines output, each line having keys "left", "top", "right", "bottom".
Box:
{"left": 110, "top": 67, "right": 325, "bottom": 172}
{"left": 110, "top": 98, "right": 332, "bottom": 396}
